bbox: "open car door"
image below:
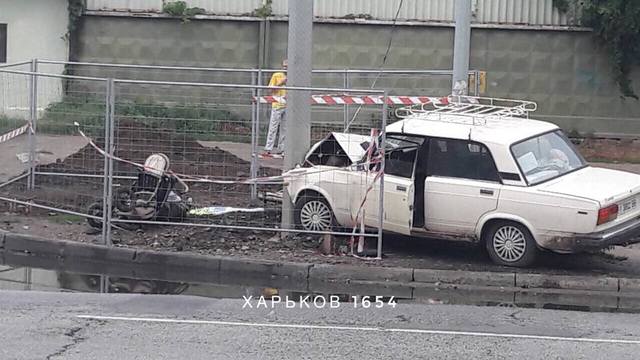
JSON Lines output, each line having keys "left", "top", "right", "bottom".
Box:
{"left": 353, "top": 134, "right": 424, "bottom": 235}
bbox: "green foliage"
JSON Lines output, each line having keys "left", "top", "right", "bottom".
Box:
{"left": 39, "top": 97, "right": 248, "bottom": 142}
{"left": 252, "top": 0, "right": 273, "bottom": 18}
{"left": 554, "top": 0, "right": 640, "bottom": 99}
{"left": 162, "top": 1, "right": 205, "bottom": 23}
{"left": 162, "top": 0, "right": 188, "bottom": 16}
{"left": 581, "top": 0, "right": 640, "bottom": 99}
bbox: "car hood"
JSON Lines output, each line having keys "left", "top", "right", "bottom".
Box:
{"left": 538, "top": 166, "right": 640, "bottom": 205}
{"left": 304, "top": 132, "right": 371, "bottom": 163}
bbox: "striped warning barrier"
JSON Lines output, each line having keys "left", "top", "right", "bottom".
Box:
{"left": 256, "top": 95, "right": 448, "bottom": 106}
{"left": 0, "top": 123, "right": 30, "bottom": 144}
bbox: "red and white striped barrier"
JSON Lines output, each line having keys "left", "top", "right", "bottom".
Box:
{"left": 0, "top": 123, "right": 30, "bottom": 144}
{"left": 256, "top": 95, "right": 448, "bottom": 106}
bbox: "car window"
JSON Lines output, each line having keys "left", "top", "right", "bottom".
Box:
{"left": 511, "top": 130, "right": 586, "bottom": 185}
{"left": 383, "top": 135, "right": 424, "bottom": 178}
{"left": 427, "top": 138, "right": 500, "bottom": 182}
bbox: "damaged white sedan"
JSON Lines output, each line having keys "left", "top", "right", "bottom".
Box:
{"left": 285, "top": 96, "right": 640, "bottom": 267}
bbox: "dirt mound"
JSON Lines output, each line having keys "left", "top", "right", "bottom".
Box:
{"left": 38, "top": 118, "right": 279, "bottom": 179}
{"left": 13, "top": 119, "right": 282, "bottom": 211}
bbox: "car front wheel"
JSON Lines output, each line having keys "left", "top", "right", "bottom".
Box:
{"left": 295, "top": 194, "right": 334, "bottom": 232}
{"left": 485, "top": 221, "right": 538, "bottom": 267}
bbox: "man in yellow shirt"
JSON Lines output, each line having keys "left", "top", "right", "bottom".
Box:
{"left": 260, "top": 59, "right": 287, "bottom": 159}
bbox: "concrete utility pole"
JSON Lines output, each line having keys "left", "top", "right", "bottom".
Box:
{"left": 452, "top": 0, "right": 472, "bottom": 96}
{"left": 282, "top": 0, "right": 313, "bottom": 234}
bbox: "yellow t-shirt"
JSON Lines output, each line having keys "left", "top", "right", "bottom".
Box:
{"left": 269, "top": 72, "right": 286, "bottom": 109}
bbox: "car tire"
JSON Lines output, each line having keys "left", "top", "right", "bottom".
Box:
{"left": 294, "top": 194, "right": 335, "bottom": 232}
{"left": 484, "top": 221, "right": 538, "bottom": 267}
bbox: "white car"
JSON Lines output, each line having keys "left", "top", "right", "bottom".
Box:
{"left": 286, "top": 96, "right": 640, "bottom": 267}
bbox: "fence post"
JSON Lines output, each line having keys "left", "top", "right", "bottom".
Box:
{"left": 28, "top": 59, "right": 38, "bottom": 191}
{"left": 256, "top": 69, "right": 263, "bottom": 160}
{"left": 377, "top": 90, "right": 388, "bottom": 260}
{"left": 250, "top": 71, "right": 258, "bottom": 202}
{"left": 343, "top": 69, "right": 349, "bottom": 131}
{"left": 101, "top": 78, "right": 115, "bottom": 247}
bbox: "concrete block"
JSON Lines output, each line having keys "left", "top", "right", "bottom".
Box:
{"left": 515, "top": 273, "right": 618, "bottom": 291}
{"left": 3, "top": 233, "right": 64, "bottom": 257}
{"left": 309, "top": 264, "right": 413, "bottom": 283}
{"left": 3, "top": 251, "right": 62, "bottom": 270}
{"left": 219, "top": 257, "right": 275, "bottom": 276}
{"left": 135, "top": 250, "right": 219, "bottom": 270}
{"left": 414, "top": 269, "right": 515, "bottom": 287}
{"left": 63, "top": 242, "right": 136, "bottom": 263}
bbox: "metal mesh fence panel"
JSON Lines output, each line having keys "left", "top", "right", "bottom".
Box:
{"left": 0, "top": 68, "right": 109, "bottom": 219}
{"left": 104, "top": 80, "right": 385, "bottom": 241}
{"left": 0, "top": 68, "right": 32, "bottom": 210}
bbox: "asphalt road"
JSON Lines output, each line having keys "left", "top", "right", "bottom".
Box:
{"left": 1, "top": 290, "right": 640, "bottom": 359}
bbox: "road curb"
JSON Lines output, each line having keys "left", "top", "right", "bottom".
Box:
{"left": 0, "top": 232, "right": 639, "bottom": 294}
{"left": 515, "top": 273, "right": 619, "bottom": 292}
{"left": 414, "top": 269, "right": 515, "bottom": 287}
{"left": 309, "top": 264, "right": 413, "bottom": 283}
{"left": 3, "top": 233, "right": 65, "bottom": 258}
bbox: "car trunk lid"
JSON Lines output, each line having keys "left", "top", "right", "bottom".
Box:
{"left": 538, "top": 167, "right": 640, "bottom": 212}
{"left": 539, "top": 167, "right": 640, "bottom": 227}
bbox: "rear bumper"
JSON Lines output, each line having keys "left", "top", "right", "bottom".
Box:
{"left": 542, "top": 216, "right": 640, "bottom": 252}
{"left": 575, "top": 217, "right": 640, "bottom": 250}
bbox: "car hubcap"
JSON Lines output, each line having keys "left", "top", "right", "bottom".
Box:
{"left": 493, "top": 226, "right": 526, "bottom": 262}
{"left": 300, "top": 200, "right": 332, "bottom": 231}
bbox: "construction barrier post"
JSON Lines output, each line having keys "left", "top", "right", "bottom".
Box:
{"left": 343, "top": 69, "right": 349, "bottom": 131}
{"left": 27, "top": 59, "right": 38, "bottom": 191}
{"left": 250, "top": 71, "right": 258, "bottom": 202}
{"left": 101, "top": 78, "right": 115, "bottom": 247}
{"left": 377, "top": 90, "right": 388, "bottom": 260}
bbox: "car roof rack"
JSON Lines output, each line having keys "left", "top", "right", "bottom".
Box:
{"left": 395, "top": 95, "right": 538, "bottom": 126}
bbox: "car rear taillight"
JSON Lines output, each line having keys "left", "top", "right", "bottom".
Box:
{"left": 597, "top": 204, "right": 619, "bottom": 225}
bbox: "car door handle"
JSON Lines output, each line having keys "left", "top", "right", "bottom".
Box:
{"left": 480, "top": 189, "right": 494, "bottom": 195}
{"left": 396, "top": 185, "right": 407, "bottom": 192}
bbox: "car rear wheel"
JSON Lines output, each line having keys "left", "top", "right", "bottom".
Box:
{"left": 295, "top": 194, "right": 334, "bottom": 232}
{"left": 485, "top": 221, "right": 537, "bottom": 267}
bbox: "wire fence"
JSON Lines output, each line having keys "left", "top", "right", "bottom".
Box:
{"left": 0, "top": 62, "right": 401, "bottom": 257}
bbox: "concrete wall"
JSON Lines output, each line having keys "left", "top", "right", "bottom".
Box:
{"left": 73, "top": 15, "right": 640, "bottom": 135}
{"left": 0, "top": 0, "right": 69, "bottom": 65}
{"left": 0, "top": 0, "right": 69, "bottom": 117}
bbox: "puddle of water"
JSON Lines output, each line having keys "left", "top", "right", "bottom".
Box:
{"left": 0, "top": 253, "right": 636, "bottom": 314}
